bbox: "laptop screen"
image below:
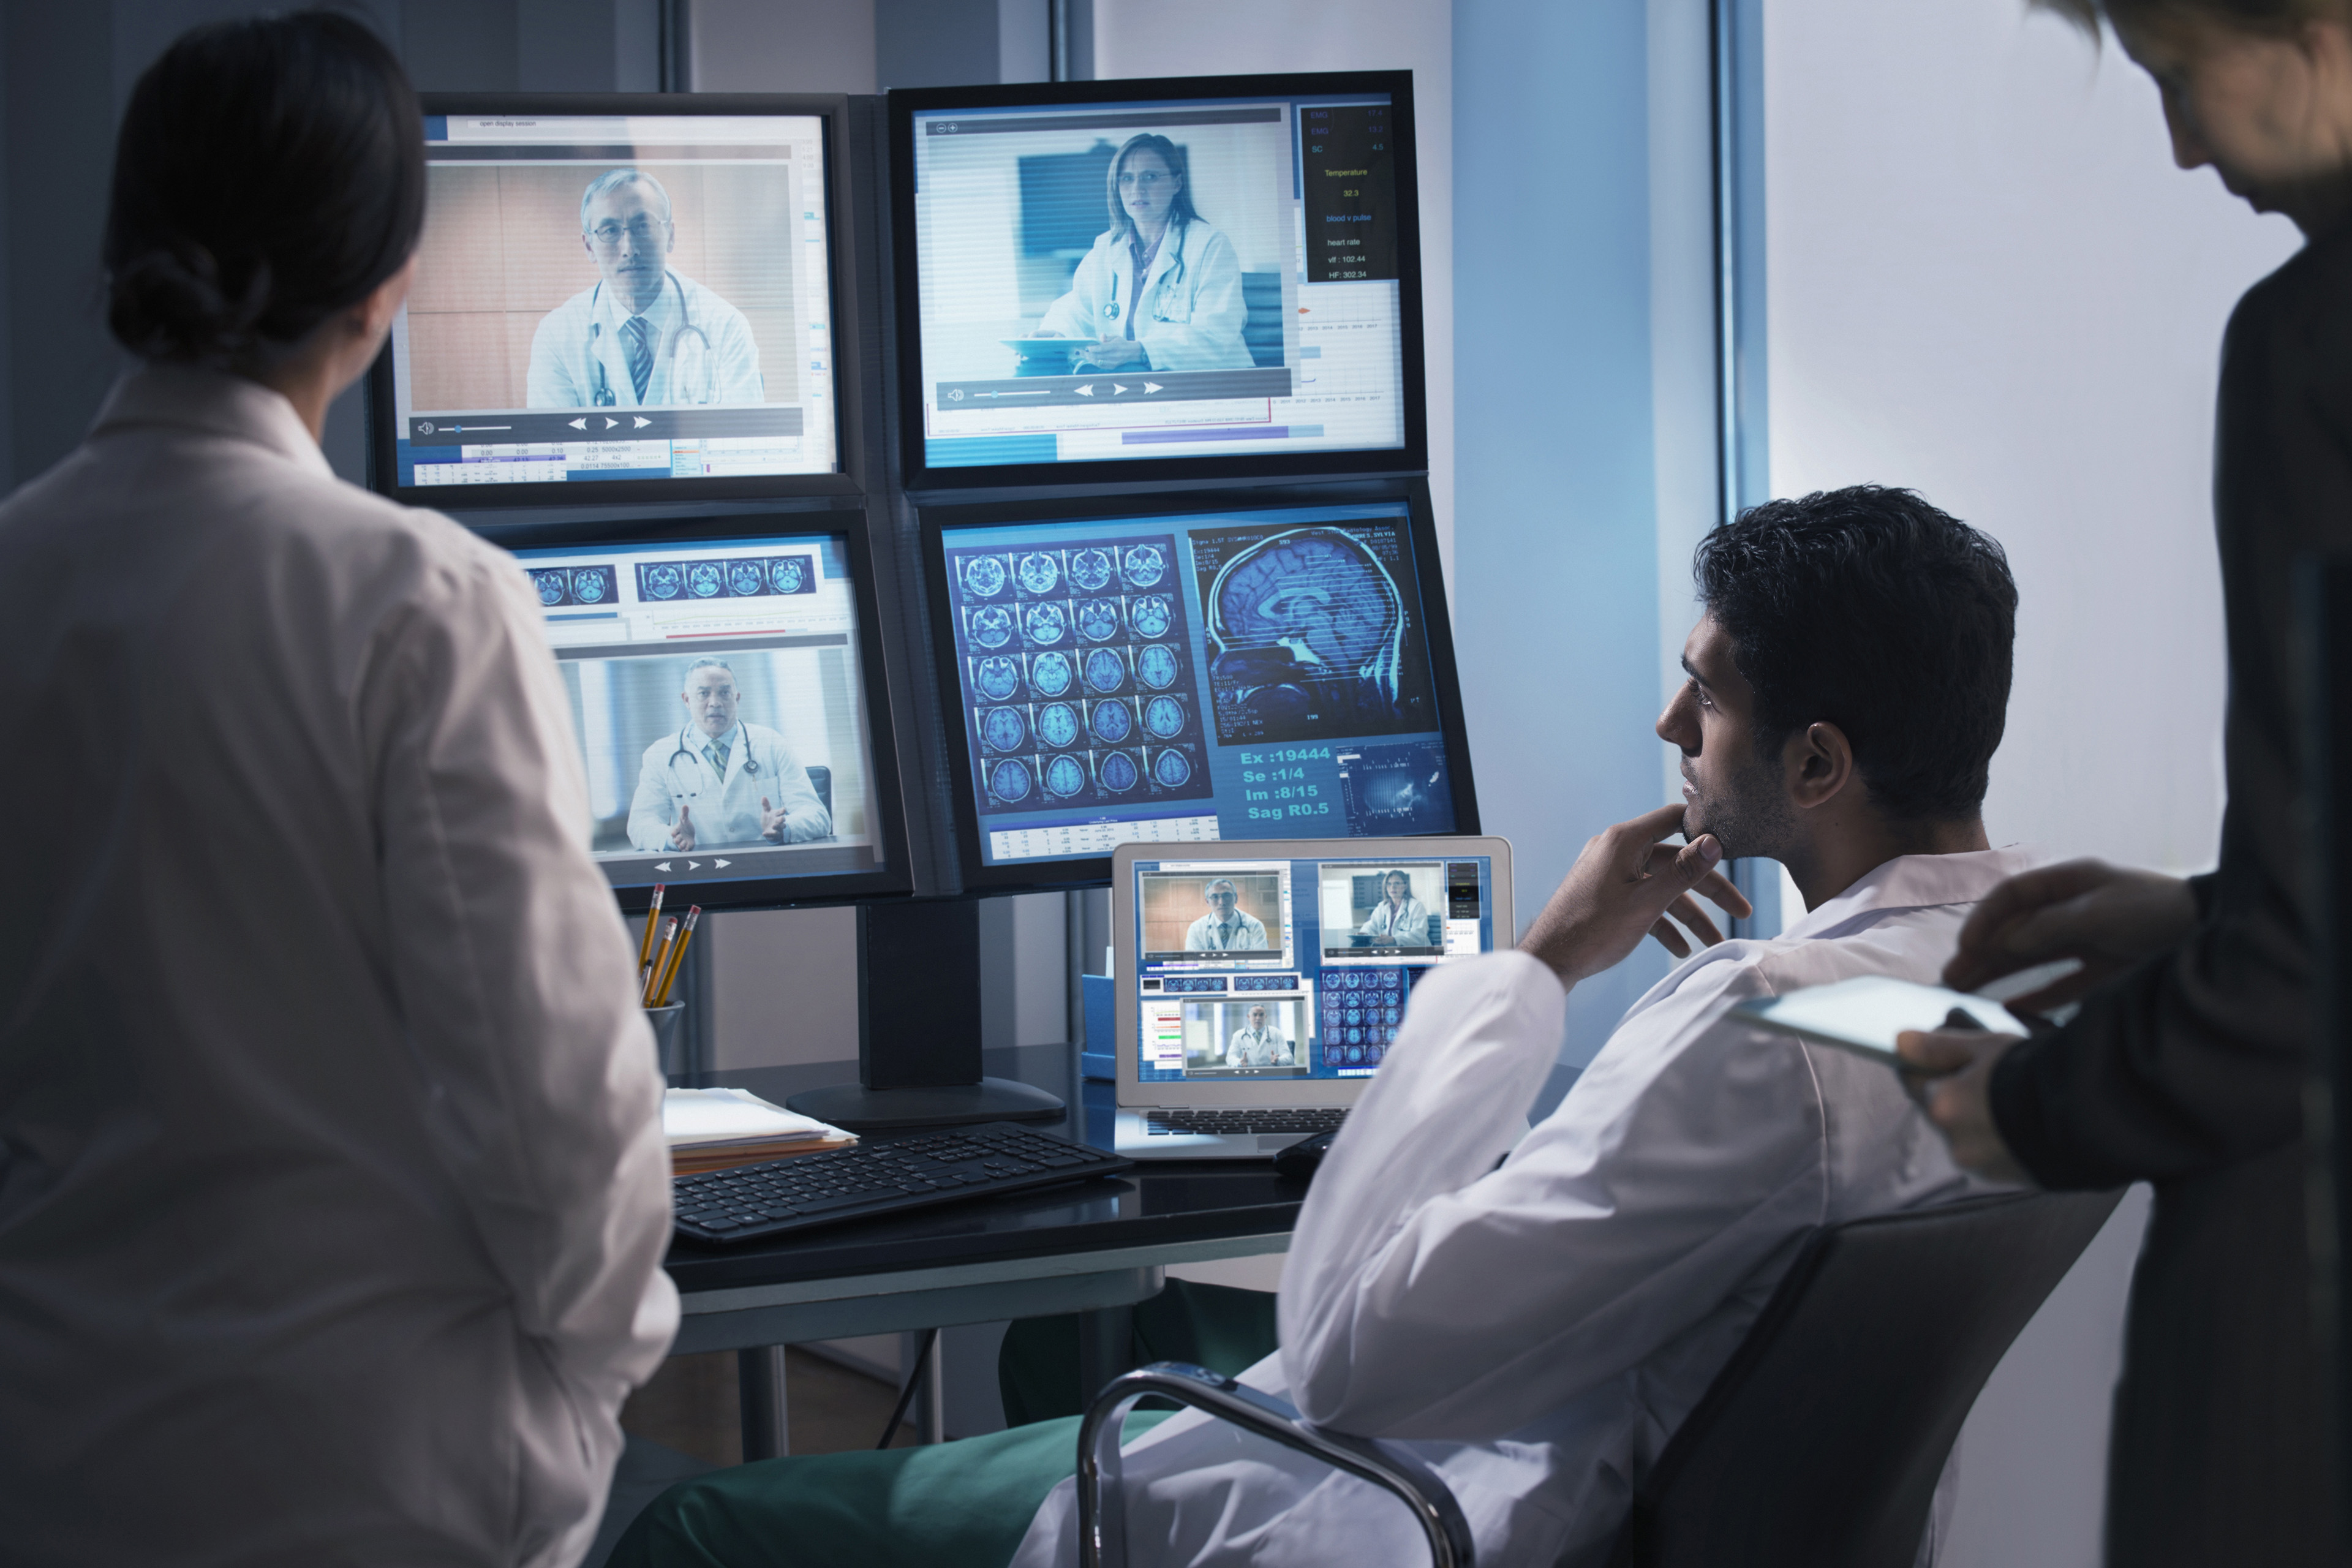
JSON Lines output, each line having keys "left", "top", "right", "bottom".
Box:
{"left": 1128, "top": 851, "right": 1498, "bottom": 1083}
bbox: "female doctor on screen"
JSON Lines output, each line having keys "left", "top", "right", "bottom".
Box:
{"left": 0, "top": 15, "right": 674, "bottom": 1566}
{"left": 1032, "top": 132, "right": 1254, "bottom": 372}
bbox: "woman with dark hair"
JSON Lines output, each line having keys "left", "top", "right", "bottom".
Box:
{"left": 0, "top": 15, "right": 674, "bottom": 1566}
{"left": 1033, "top": 130, "right": 1252, "bottom": 372}
{"left": 1898, "top": 1, "right": 2352, "bottom": 1561}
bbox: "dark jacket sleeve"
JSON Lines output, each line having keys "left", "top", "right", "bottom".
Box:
{"left": 1989, "top": 230, "right": 2352, "bottom": 1189}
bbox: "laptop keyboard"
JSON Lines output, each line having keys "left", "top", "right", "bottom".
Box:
{"left": 1143, "top": 1107, "right": 1349, "bottom": 1137}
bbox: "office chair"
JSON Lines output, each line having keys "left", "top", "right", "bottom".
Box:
{"left": 1077, "top": 1187, "right": 2123, "bottom": 1568}
{"left": 806, "top": 764, "right": 831, "bottom": 821}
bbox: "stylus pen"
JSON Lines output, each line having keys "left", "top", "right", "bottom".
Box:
{"left": 635, "top": 884, "right": 666, "bottom": 976}
{"left": 642, "top": 916, "right": 679, "bottom": 1008}
{"left": 653, "top": 906, "right": 703, "bottom": 1009}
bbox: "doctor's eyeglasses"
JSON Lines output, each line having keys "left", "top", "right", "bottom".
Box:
{"left": 588, "top": 216, "right": 669, "bottom": 247}
{"left": 1116, "top": 170, "right": 1171, "bottom": 189}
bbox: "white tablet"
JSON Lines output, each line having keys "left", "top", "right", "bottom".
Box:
{"left": 1732, "top": 975, "right": 2028, "bottom": 1060}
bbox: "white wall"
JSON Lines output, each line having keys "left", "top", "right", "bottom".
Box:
{"left": 1758, "top": 6, "right": 2302, "bottom": 1562}
{"left": 1095, "top": 0, "right": 1455, "bottom": 593}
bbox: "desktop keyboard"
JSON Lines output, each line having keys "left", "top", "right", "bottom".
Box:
{"left": 671, "top": 1123, "right": 1134, "bottom": 1245}
{"left": 1143, "top": 1108, "right": 1349, "bottom": 1137}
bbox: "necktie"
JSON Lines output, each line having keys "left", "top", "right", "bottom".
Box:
{"left": 622, "top": 315, "right": 654, "bottom": 401}
{"left": 704, "top": 740, "right": 729, "bottom": 777}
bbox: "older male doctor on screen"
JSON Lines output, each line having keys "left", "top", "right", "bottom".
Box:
{"left": 628, "top": 658, "right": 829, "bottom": 852}
{"left": 527, "top": 168, "right": 763, "bottom": 409}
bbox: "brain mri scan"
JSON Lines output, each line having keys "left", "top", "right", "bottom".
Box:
{"left": 570, "top": 568, "right": 609, "bottom": 603}
{"left": 1044, "top": 755, "right": 1087, "bottom": 797}
{"left": 727, "top": 560, "right": 764, "bottom": 596}
{"left": 1036, "top": 702, "right": 1079, "bottom": 748}
{"left": 1069, "top": 548, "right": 1114, "bottom": 592}
{"left": 1091, "top": 699, "right": 1133, "bottom": 745}
{"left": 769, "top": 557, "right": 805, "bottom": 594}
{"left": 1136, "top": 644, "right": 1180, "bottom": 690}
{"left": 1143, "top": 696, "right": 1186, "bottom": 739}
{"left": 964, "top": 556, "right": 1008, "bottom": 597}
{"left": 1017, "top": 552, "right": 1061, "bottom": 597}
{"left": 1029, "top": 651, "right": 1072, "bottom": 696}
{"left": 1023, "top": 603, "right": 1068, "bottom": 646}
{"left": 1121, "top": 545, "right": 1166, "bottom": 587}
{"left": 687, "top": 562, "right": 723, "bottom": 598}
{"left": 1099, "top": 752, "right": 1139, "bottom": 792}
{"left": 990, "top": 760, "right": 1031, "bottom": 802}
{"left": 1077, "top": 599, "right": 1121, "bottom": 642}
{"left": 1153, "top": 749, "right": 1193, "bottom": 788}
{"left": 1203, "top": 526, "right": 1412, "bottom": 744}
{"left": 975, "top": 657, "right": 1021, "bottom": 701}
{"left": 643, "top": 564, "right": 682, "bottom": 600}
{"left": 969, "top": 605, "right": 1014, "bottom": 648}
{"left": 1128, "top": 595, "right": 1172, "bottom": 639}
{"left": 1084, "top": 647, "right": 1127, "bottom": 693}
{"left": 533, "top": 570, "right": 567, "bottom": 606}
{"left": 982, "top": 706, "right": 1027, "bottom": 753}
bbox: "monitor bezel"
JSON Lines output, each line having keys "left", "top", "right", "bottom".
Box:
{"left": 368, "top": 92, "right": 867, "bottom": 510}
{"left": 888, "top": 71, "right": 1429, "bottom": 492}
{"left": 915, "top": 478, "right": 1478, "bottom": 894}
{"left": 482, "top": 503, "right": 915, "bottom": 914}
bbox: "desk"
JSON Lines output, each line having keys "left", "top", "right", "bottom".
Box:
{"left": 666, "top": 1045, "right": 1307, "bottom": 1458}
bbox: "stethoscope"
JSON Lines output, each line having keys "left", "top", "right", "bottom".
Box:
{"left": 587, "top": 271, "right": 716, "bottom": 406}
{"left": 1101, "top": 222, "right": 1191, "bottom": 325}
{"left": 665, "top": 727, "right": 762, "bottom": 785}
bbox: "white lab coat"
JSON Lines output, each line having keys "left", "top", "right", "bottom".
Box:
{"left": 1358, "top": 895, "right": 1432, "bottom": 944}
{"left": 1225, "top": 1027, "right": 1294, "bottom": 1067}
{"left": 1185, "top": 910, "right": 1270, "bottom": 952}
{"left": 0, "top": 367, "right": 677, "bottom": 1567}
{"left": 1035, "top": 220, "right": 1253, "bottom": 372}
{"left": 526, "top": 268, "right": 764, "bottom": 409}
{"left": 627, "top": 720, "right": 831, "bottom": 851}
{"left": 1015, "top": 846, "right": 2034, "bottom": 1568}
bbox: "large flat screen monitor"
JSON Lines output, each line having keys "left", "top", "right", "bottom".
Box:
{"left": 919, "top": 484, "right": 1475, "bottom": 891}
{"left": 509, "top": 516, "right": 908, "bottom": 911}
{"left": 371, "top": 94, "right": 860, "bottom": 508}
{"left": 891, "top": 72, "right": 1425, "bottom": 488}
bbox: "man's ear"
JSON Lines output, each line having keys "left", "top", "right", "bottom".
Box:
{"left": 1784, "top": 720, "right": 1857, "bottom": 810}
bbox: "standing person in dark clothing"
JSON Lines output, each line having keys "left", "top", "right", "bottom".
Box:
{"left": 1899, "top": 2, "right": 2352, "bottom": 1562}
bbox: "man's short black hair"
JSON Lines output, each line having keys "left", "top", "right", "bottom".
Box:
{"left": 1694, "top": 486, "right": 2016, "bottom": 821}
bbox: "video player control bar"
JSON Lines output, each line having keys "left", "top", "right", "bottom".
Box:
{"left": 407, "top": 407, "right": 804, "bottom": 446}
{"left": 935, "top": 367, "right": 1291, "bottom": 411}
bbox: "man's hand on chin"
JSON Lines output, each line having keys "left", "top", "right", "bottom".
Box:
{"left": 1519, "top": 803, "right": 1753, "bottom": 987}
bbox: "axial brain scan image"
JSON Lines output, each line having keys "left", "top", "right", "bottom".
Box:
{"left": 1193, "top": 522, "right": 1437, "bottom": 746}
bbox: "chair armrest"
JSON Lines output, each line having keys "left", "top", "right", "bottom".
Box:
{"left": 1077, "top": 1362, "right": 1476, "bottom": 1568}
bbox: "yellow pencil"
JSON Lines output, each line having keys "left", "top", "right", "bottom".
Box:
{"left": 653, "top": 906, "right": 703, "bottom": 1008}
{"left": 641, "top": 916, "right": 679, "bottom": 1008}
{"left": 635, "top": 884, "right": 666, "bottom": 976}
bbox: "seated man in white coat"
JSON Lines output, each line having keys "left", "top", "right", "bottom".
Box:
{"left": 609, "top": 485, "right": 2024, "bottom": 1568}
{"left": 627, "top": 657, "right": 830, "bottom": 851}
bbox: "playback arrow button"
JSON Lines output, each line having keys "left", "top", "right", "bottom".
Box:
{"left": 1073, "top": 384, "right": 1095, "bottom": 397}
{"left": 1143, "top": 382, "right": 1163, "bottom": 394}
{"left": 568, "top": 417, "right": 588, "bottom": 431}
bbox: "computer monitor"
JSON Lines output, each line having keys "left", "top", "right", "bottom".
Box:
{"left": 918, "top": 482, "right": 1476, "bottom": 892}
{"left": 369, "top": 94, "right": 862, "bottom": 507}
{"left": 505, "top": 513, "right": 910, "bottom": 911}
{"left": 889, "top": 72, "right": 1425, "bottom": 487}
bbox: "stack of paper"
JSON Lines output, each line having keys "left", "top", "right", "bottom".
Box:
{"left": 662, "top": 1087, "right": 858, "bottom": 1175}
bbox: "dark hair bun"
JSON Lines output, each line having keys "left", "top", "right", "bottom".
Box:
{"left": 103, "top": 12, "right": 422, "bottom": 364}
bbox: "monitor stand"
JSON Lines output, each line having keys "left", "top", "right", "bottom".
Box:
{"left": 785, "top": 897, "right": 1066, "bottom": 1131}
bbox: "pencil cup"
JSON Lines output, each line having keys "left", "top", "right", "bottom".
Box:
{"left": 645, "top": 1001, "right": 688, "bottom": 1077}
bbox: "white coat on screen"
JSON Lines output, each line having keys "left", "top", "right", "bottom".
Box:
{"left": 1035, "top": 219, "right": 1253, "bottom": 373}
{"left": 627, "top": 720, "right": 831, "bottom": 852}
{"left": 1012, "top": 846, "right": 2034, "bottom": 1568}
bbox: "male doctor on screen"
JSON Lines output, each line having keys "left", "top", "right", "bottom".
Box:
{"left": 1185, "top": 878, "right": 1268, "bottom": 952}
{"left": 1357, "top": 869, "right": 1430, "bottom": 946}
{"left": 1225, "top": 1005, "right": 1292, "bottom": 1067}
{"left": 628, "top": 658, "right": 830, "bottom": 852}
{"left": 527, "top": 168, "right": 764, "bottom": 409}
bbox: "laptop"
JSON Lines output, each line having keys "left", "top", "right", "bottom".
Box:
{"left": 1112, "top": 836, "right": 1515, "bottom": 1159}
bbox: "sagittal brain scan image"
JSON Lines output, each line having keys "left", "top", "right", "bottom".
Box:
{"left": 1030, "top": 650, "right": 1073, "bottom": 697}
{"left": 948, "top": 534, "right": 1212, "bottom": 821}
{"left": 1191, "top": 521, "right": 1436, "bottom": 747}
{"left": 975, "top": 657, "right": 1021, "bottom": 702}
